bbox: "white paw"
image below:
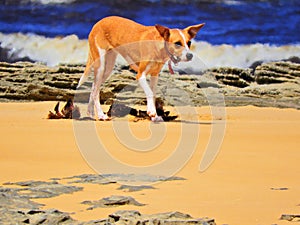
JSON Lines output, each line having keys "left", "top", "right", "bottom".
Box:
{"left": 147, "top": 107, "right": 157, "bottom": 118}
{"left": 87, "top": 109, "right": 94, "bottom": 118}
{"left": 98, "top": 114, "right": 110, "bottom": 121}
{"left": 151, "top": 116, "right": 164, "bottom": 122}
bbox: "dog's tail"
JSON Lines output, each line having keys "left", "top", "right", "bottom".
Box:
{"left": 77, "top": 50, "right": 93, "bottom": 88}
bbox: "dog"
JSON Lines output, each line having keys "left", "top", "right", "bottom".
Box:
{"left": 77, "top": 16, "right": 204, "bottom": 121}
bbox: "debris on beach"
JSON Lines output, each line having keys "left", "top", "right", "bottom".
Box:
{"left": 107, "top": 98, "right": 178, "bottom": 122}
{"left": 48, "top": 98, "right": 80, "bottom": 119}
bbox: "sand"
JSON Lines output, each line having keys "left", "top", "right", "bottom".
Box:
{"left": 0, "top": 101, "right": 299, "bottom": 225}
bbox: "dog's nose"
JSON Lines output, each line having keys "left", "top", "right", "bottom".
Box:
{"left": 186, "top": 53, "right": 193, "bottom": 61}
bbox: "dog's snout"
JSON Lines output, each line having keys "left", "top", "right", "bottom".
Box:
{"left": 186, "top": 53, "right": 193, "bottom": 61}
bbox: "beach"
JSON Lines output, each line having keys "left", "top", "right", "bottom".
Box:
{"left": 0, "top": 101, "right": 299, "bottom": 224}
{"left": 0, "top": 1, "right": 300, "bottom": 224}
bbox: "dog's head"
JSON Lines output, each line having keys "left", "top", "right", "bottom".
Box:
{"left": 155, "top": 23, "right": 205, "bottom": 63}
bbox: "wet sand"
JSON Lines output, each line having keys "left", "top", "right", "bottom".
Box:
{"left": 0, "top": 101, "right": 299, "bottom": 225}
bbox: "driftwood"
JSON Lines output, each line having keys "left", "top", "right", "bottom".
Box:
{"left": 48, "top": 98, "right": 177, "bottom": 121}
{"left": 107, "top": 99, "right": 178, "bottom": 122}
{"left": 48, "top": 99, "right": 81, "bottom": 119}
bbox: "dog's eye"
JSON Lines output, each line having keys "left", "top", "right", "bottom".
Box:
{"left": 187, "top": 41, "right": 191, "bottom": 48}
{"left": 174, "top": 41, "right": 182, "bottom": 48}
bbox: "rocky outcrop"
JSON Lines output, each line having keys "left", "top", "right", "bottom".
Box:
{"left": 104, "top": 210, "right": 216, "bottom": 225}
{"left": 255, "top": 61, "right": 300, "bottom": 84}
{"left": 0, "top": 62, "right": 81, "bottom": 101}
{"left": 209, "top": 67, "right": 254, "bottom": 88}
{"left": 0, "top": 174, "right": 214, "bottom": 225}
{"left": 0, "top": 59, "right": 299, "bottom": 109}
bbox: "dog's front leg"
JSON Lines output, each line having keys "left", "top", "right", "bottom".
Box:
{"left": 139, "top": 74, "right": 163, "bottom": 122}
{"left": 150, "top": 76, "right": 164, "bottom": 122}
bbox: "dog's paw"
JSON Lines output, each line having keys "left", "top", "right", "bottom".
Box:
{"left": 147, "top": 108, "right": 157, "bottom": 118}
{"left": 97, "top": 114, "right": 110, "bottom": 121}
{"left": 151, "top": 116, "right": 164, "bottom": 122}
{"left": 87, "top": 108, "right": 95, "bottom": 118}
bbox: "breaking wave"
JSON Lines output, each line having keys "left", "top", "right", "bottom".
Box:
{"left": 1, "top": 32, "right": 299, "bottom": 70}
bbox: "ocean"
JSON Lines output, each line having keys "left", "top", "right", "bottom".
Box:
{"left": 0, "top": 0, "right": 299, "bottom": 69}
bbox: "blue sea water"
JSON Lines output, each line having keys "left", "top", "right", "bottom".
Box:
{"left": 0, "top": 0, "right": 299, "bottom": 45}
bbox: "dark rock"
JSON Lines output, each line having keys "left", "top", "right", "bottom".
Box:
{"left": 0, "top": 174, "right": 215, "bottom": 225}
{"left": 0, "top": 46, "right": 35, "bottom": 63}
{"left": 3, "top": 180, "right": 83, "bottom": 199}
{"left": 65, "top": 173, "right": 186, "bottom": 185}
{"left": 0, "top": 187, "right": 43, "bottom": 210}
{"left": 249, "top": 60, "right": 264, "bottom": 70}
{"left": 107, "top": 210, "right": 216, "bottom": 225}
{"left": 64, "top": 174, "right": 117, "bottom": 185}
{"left": 270, "top": 187, "right": 289, "bottom": 191}
{"left": 255, "top": 61, "right": 300, "bottom": 84}
{"left": 81, "top": 195, "right": 145, "bottom": 210}
{"left": 285, "top": 56, "right": 300, "bottom": 64}
{"left": 117, "top": 184, "right": 155, "bottom": 192}
{"left": 280, "top": 214, "right": 300, "bottom": 222}
{"left": 21, "top": 209, "right": 75, "bottom": 225}
{"left": 209, "top": 67, "right": 254, "bottom": 88}
{"left": 0, "top": 186, "right": 77, "bottom": 224}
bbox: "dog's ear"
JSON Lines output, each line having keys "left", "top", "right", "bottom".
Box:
{"left": 155, "top": 24, "right": 170, "bottom": 40}
{"left": 185, "top": 23, "right": 205, "bottom": 39}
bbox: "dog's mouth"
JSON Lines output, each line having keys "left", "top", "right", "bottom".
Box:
{"left": 172, "top": 55, "right": 181, "bottom": 65}
{"left": 165, "top": 42, "right": 181, "bottom": 65}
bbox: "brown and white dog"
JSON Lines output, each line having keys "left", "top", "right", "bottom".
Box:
{"left": 77, "top": 16, "right": 204, "bottom": 121}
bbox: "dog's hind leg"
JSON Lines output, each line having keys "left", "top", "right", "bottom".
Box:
{"left": 102, "top": 50, "right": 117, "bottom": 82}
{"left": 88, "top": 48, "right": 106, "bottom": 120}
{"left": 88, "top": 49, "right": 117, "bottom": 120}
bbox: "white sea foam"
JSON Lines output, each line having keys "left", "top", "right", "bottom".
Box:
{"left": 0, "top": 32, "right": 88, "bottom": 67}
{"left": 194, "top": 41, "right": 300, "bottom": 69}
{"left": 30, "top": 0, "right": 76, "bottom": 4}
{"left": 0, "top": 32, "right": 299, "bottom": 70}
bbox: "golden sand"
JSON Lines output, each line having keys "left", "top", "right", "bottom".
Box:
{"left": 0, "top": 102, "right": 299, "bottom": 225}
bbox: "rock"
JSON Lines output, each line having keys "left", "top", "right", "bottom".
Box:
{"left": 280, "top": 214, "right": 300, "bottom": 222}
{"left": 107, "top": 210, "right": 216, "bottom": 225}
{"left": 254, "top": 61, "right": 300, "bottom": 84}
{"left": 270, "top": 187, "right": 288, "bottom": 191}
{"left": 64, "top": 174, "right": 117, "bottom": 185}
{"left": 0, "top": 174, "right": 215, "bottom": 225}
{"left": 0, "top": 60, "right": 299, "bottom": 110}
{"left": 65, "top": 173, "right": 186, "bottom": 185}
{"left": 0, "top": 186, "right": 77, "bottom": 224}
{"left": 117, "top": 184, "right": 155, "bottom": 192}
{"left": 81, "top": 195, "right": 145, "bottom": 210}
{"left": 249, "top": 60, "right": 264, "bottom": 70}
{"left": 285, "top": 56, "right": 300, "bottom": 64}
{"left": 21, "top": 209, "right": 76, "bottom": 225}
{"left": 0, "top": 62, "right": 82, "bottom": 101}
{"left": 0, "top": 187, "right": 42, "bottom": 210}
{"left": 208, "top": 67, "right": 254, "bottom": 88}
{"left": 3, "top": 180, "right": 83, "bottom": 199}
